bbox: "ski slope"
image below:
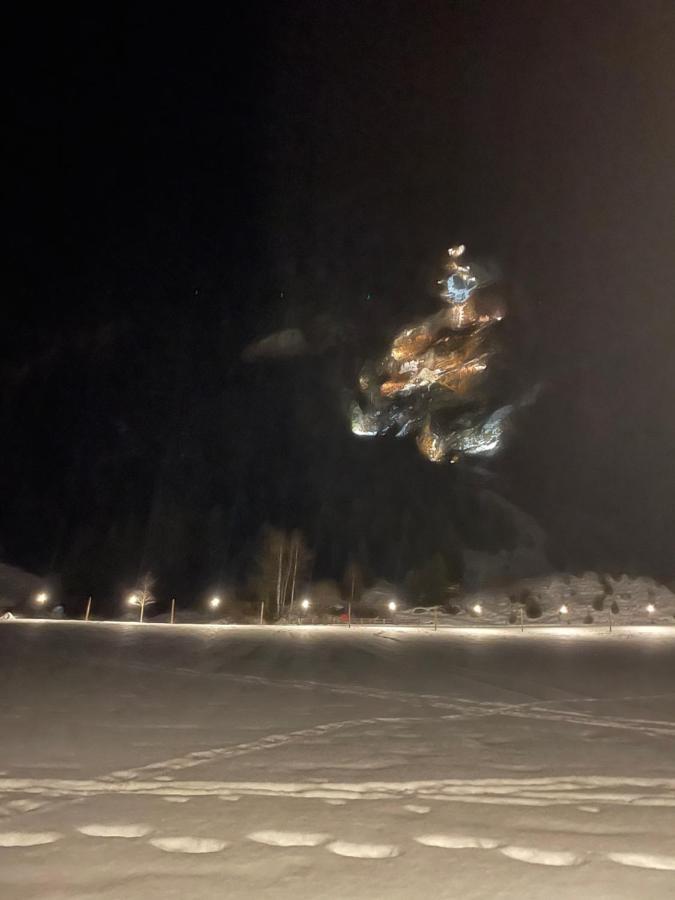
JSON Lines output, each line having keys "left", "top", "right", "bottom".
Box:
{"left": 1, "top": 621, "right": 675, "bottom": 898}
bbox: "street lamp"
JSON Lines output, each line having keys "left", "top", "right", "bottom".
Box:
{"left": 35, "top": 591, "right": 49, "bottom": 606}
{"left": 559, "top": 604, "right": 568, "bottom": 615}
{"left": 301, "top": 598, "right": 310, "bottom": 612}
{"left": 209, "top": 596, "right": 221, "bottom": 611}
{"left": 646, "top": 603, "right": 656, "bottom": 616}
{"left": 388, "top": 600, "right": 397, "bottom": 612}
{"left": 472, "top": 603, "right": 482, "bottom": 616}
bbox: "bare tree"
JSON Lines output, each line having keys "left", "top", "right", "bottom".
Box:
{"left": 286, "top": 530, "right": 312, "bottom": 614}
{"left": 127, "top": 572, "right": 156, "bottom": 622}
{"left": 252, "top": 528, "right": 312, "bottom": 620}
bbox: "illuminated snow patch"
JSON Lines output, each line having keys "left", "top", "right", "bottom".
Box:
{"left": 78, "top": 824, "right": 152, "bottom": 838}
{"left": 150, "top": 836, "right": 227, "bottom": 854}
{"left": 608, "top": 852, "right": 675, "bottom": 871}
{"left": 327, "top": 841, "right": 400, "bottom": 859}
{"left": 416, "top": 833, "right": 500, "bottom": 849}
{"left": 500, "top": 846, "right": 583, "bottom": 866}
{"left": 0, "top": 832, "right": 62, "bottom": 847}
{"left": 248, "top": 830, "right": 330, "bottom": 847}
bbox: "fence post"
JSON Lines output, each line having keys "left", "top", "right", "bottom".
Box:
{"left": 170, "top": 597, "right": 176, "bottom": 624}
{"left": 260, "top": 601, "right": 264, "bottom": 625}
{"left": 85, "top": 596, "right": 92, "bottom": 621}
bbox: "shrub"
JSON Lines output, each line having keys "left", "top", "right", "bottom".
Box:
{"left": 610, "top": 600, "right": 619, "bottom": 615}
{"left": 525, "top": 597, "right": 542, "bottom": 619}
{"left": 583, "top": 612, "right": 594, "bottom": 624}
{"left": 592, "top": 596, "right": 605, "bottom": 612}
{"left": 508, "top": 610, "right": 518, "bottom": 625}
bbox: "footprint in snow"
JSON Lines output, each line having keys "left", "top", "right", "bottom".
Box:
{"left": 500, "top": 846, "right": 584, "bottom": 866}
{"left": 327, "top": 841, "right": 400, "bottom": 859}
{"left": 0, "top": 832, "right": 62, "bottom": 847}
{"left": 416, "top": 834, "right": 500, "bottom": 850}
{"left": 607, "top": 852, "right": 675, "bottom": 871}
{"left": 249, "top": 830, "right": 330, "bottom": 847}
{"left": 6, "top": 800, "right": 43, "bottom": 812}
{"left": 150, "top": 836, "right": 228, "bottom": 854}
{"left": 78, "top": 824, "right": 152, "bottom": 838}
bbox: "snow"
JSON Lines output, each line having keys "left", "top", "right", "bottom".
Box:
{"left": 149, "top": 835, "right": 229, "bottom": 853}
{"left": 77, "top": 823, "right": 152, "bottom": 838}
{"left": 416, "top": 833, "right": 501, "bottom": 849}
{"left": 248, "top": 830, "right": 331, "bottom": 847}
{"left": 1, "top": 620, "right": 675, "bottom": 898}
{"left": 454, "top": 571, "right": 675, "bottom": 627}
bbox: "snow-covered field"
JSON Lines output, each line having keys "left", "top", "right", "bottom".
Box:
{"left": 1, "top": 621, "right": 675, "bottom": 898}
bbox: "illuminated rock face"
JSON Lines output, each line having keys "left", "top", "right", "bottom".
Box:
{"left": 351, "top": 245, "right": 513, "bottom": 462}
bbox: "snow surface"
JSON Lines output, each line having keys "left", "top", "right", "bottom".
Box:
{"left": 1, "top": 620, "right": 675, "bottom": 898}
{"left": 455, "top": 571, "right": 675, "bottom": 626}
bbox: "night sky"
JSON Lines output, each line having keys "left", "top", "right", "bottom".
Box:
{"left": 4, "top": 2, "right": 675, "bottom": 606}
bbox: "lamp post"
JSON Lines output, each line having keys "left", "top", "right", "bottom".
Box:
{"left": 35, "top": 591, "right": 49, "bottom": 608}
{"left": 209, "top": 596, "right": 221, "bottom": 614}
{"left": 300, "top": 597, "right": 310, "bottom": 623}
{"left": 388, "top": 600, "right": 397, "bottom": 624}
{"left": 559, "top": 604, "right": 568, "bottom": 625}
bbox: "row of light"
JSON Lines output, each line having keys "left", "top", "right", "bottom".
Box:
{"left": 557, "top": 603, "right": 656, "bottom": 615}
{"left": 467, "top": 602, "right": 657, "bottom": 617}
{"left": 32, "top": 592, "right": 659, "bottom": 619}
{"left": 137, "top": 596, "right": 314, "bottom": 611}
{"left": 33, "top": 593, "right": 314, "bottom": 614}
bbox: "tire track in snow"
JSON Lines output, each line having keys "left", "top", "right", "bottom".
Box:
{"left": 193, "top": 670, "right": 675, "bottom": 739}
{"left": 104, "top": 715, "right": 425, "bottom": 781}
{"left": 0, "top": 715, "right": 422, "bottom": 823}
{"left": 3, "top": 774, "right": 675, "bottom": 807}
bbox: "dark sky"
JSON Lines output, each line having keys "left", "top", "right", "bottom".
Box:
{"left": 4, "top": 2, "right": 675, "bottom": 603}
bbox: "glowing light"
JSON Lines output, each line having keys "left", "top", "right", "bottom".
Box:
{"left": 127, "top": 593, "right": 139, "bottom": 606}
{"left": 210, "top": 596, "right": 221, "bottom": 610}
{"left": 35, "top": 592, "right": 49, "bottom": 605}
{"left": 301, "top": 598, "right": 310, "bottom": 611}
{"left": 647, "top": 603, "right": 656, "bottom": 614}
{"left": 559, "top": 604, "right": 568, "bottom": 615}
{"left": 388, "top": 600, "right": 397, "bottom": 612}
{"left": 472, "top": 603, "right": 482, "bottom": 615}
{"left": 351, "top": 243, "right": 518, "bottom": 464}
